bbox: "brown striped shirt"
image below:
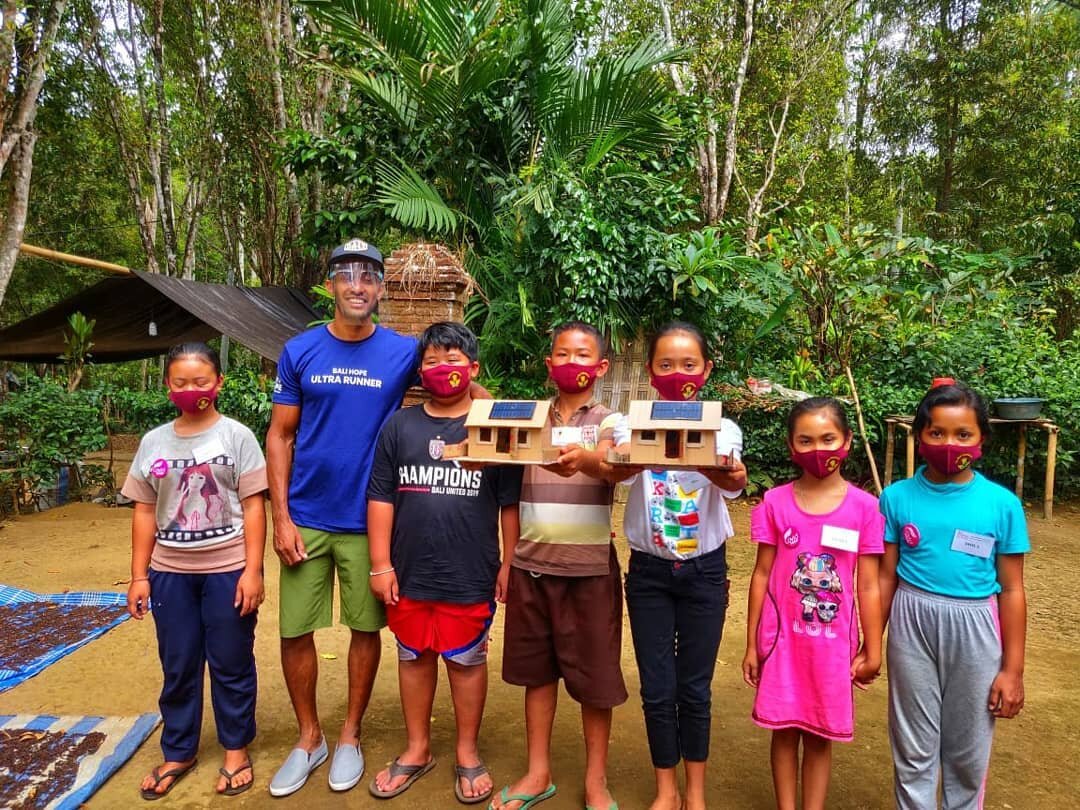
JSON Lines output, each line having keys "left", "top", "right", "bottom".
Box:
{"left": 512, "top": 399, "right": 621, "bottom": 576}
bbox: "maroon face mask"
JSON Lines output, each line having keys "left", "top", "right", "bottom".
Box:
{"left": 650, "top": 372, "right": 706, "bottom": 402}
{"left": 169, "top": 387, "right": 219, "bottom": 414}
{"left": 549, "top": 362, "right": 601, "bottom": 394}
{"left": 791, "top": 446, "right": 849, "bottom": 479}
{"left": 919, "top": 442, "right": 982, "bottom": 476}
{"left": 420, "top": 364, "right": 471, "bottom": 398}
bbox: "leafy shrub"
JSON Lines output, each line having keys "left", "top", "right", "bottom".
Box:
{"left": 217, "top": 371, "right": 275, "bottom": 440}
{"left": 99, "top": 386, "right": 174, "bottom": 434}
{"left": 0, "top": 377, "right": 108, "bottom": 509}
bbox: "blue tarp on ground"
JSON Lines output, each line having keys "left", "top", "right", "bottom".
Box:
{"left": 0, "top": 585, "right": 130, "bottom": 693}
{"left": 0, "top": 712, "right": 160, "bottom": 809}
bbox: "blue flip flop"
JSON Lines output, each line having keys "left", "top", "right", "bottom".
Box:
{"left": 488, "top": 783, "right": 557, "bottom": 809}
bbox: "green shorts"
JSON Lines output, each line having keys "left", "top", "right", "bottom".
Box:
{"left": 278, "top": 526, "right": 386, "bottom": 638}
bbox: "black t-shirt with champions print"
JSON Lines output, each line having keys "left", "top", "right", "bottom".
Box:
{"left": 367, "top": 404, "right": 523, "bottom": 604}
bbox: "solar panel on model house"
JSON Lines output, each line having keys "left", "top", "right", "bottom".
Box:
{"left": 649, "top": 401, "right": 704, "bottom": 421}
{"left": 489, "top": 401, "right": 538, "bottom": 420}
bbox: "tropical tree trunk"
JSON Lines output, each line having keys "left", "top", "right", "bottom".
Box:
{"left": 717, "top": 0, "right": 755, "bottom": 221}
{"left": 0, "top": 133, "right": 38, "bottom": 306}
{"left": 259, "top": 0, "right": 303, "bottom": 282}
{"left": 743, "top": 94, "right": 792, "bottom": 244}
{"left": 0, "top": 0, "right": 67, "bottom": 309}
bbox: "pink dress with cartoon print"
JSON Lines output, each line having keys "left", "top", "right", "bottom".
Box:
{"left": 749, "top": 482, "right": 885, "bottom": 741}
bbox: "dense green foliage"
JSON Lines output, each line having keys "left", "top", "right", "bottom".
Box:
{"left": 0, "top": 378, "right": 108, "bottom": 510}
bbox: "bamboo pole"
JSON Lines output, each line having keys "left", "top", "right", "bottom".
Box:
{"left": 18, "top": 242, "right": 132, "bottom": 275}
{"left": 845, "top": 364, "right": 883, "bottom": 494}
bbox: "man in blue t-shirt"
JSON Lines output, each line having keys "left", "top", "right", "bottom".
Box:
{"left": 266, "top": 238, "right": 419, "bottom": 797}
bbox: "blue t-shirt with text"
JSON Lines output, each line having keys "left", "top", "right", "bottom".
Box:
{"left": 880, "top": 467, "right": 1029, "bottom": 598}
{"left": 273, "top": 325, "right": 419, "bottom": 533}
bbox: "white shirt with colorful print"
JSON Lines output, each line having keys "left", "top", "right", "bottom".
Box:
{"left": 623, "top": 419, "right": 743, "bottom": 560}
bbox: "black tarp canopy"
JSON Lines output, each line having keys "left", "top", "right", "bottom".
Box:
{"left": 0, "top": 270, "right": 319, "bottom": 363}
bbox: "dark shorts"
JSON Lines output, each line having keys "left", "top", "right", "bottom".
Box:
{"left": 502, "top": 549, "right": 627, "bottom": 709}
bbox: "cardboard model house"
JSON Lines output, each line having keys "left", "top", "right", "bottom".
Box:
{"left": 448, "top": 399, "right": 559, "bottom": 464}
{"left": 610, "top": 400, "right": 728, "bottom": 467}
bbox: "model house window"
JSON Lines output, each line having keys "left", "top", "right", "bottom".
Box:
{"left": 479, "top": 427, "right": 492, "bottom": 443}
{"left": 687, "top": 430, "right": 703, "bottom": 447}
{"left": 640, "top": 430, "right": 657, "bottom": 443}
{"left": 518, "top": 429, "right": 531, "bottom": 446}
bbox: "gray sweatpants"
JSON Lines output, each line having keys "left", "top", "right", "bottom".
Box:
{"left": 887, "top": 581, "right": 1000, "bottom": 810}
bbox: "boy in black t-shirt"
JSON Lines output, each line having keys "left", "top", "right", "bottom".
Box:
{"left": 366, "top": 322, "right": 521, "bottom": 804}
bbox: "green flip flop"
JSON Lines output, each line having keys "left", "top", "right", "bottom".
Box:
{"left": 487, "top": 783, "right": 556, "bottom": 810}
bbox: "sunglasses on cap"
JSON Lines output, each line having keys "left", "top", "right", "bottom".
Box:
{"left": 328, "top": 260, "right": 383, "bottom": 285}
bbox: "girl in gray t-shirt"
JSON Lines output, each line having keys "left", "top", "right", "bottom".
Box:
{"left": 120, "top": 342, "right": 267, "bottom": 799}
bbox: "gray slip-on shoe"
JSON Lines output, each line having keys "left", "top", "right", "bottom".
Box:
{"left": 328, "top": 742, "right": 365, "bottom": 792}
{"left": 269, "top": 737, "right": 328, "bottom": 798}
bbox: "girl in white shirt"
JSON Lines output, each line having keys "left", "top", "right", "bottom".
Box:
{"left": 621, "top": 322, "right": 747, "bottom": 810}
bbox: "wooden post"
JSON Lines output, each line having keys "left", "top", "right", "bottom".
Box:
{"left": 884, "top": 420, "right": 896, "bottom": 487}
{"left": 1044, "top": 425, "right": 1058, "bottom": 520}
{"left": 1015, "top": 425, "right": 1027, "bottom": 500}
{"left": 844, "top": 365, "right": 882, "bottom": 494}
{"left": 905, "top": 429, "right": 915, "bottom": 479}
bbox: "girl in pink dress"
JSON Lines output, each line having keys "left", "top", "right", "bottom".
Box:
{"left": 742, "top": 398, "right": 884, "bottom": 810}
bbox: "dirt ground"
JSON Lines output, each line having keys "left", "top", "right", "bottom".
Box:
{"left": 0, "top": 466, "right": 1077, "bottom": 808}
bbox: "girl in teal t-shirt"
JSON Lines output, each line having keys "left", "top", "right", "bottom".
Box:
{"left": 879, "top": 382, "right": 1029, "bottom": 810}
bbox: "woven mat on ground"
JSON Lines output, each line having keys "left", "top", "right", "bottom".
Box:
{"left": 0, "top": 586, "right": 130, "bottom": 693}
{"left": 0, "top": 712, "right": 160, "bottom": 809}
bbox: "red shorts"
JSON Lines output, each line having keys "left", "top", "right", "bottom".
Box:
{"left": 387, "top": 597, "right": 494, "bottom": 665}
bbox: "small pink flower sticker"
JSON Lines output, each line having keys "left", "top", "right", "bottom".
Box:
{"left": 902, "top": 523, "right": 920, "bottom": 547}
{"left": 150, "top": 458, "right": 169, "bottom": 479}
{"left": 782, "top": 527, "right": 800, "bottom": 547}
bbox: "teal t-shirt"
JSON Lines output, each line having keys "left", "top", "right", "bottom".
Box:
{"left": 880, "top": 467, "right": 1030, "bottom": 598}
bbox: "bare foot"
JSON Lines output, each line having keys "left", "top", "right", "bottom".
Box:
{"left": 372, "top": 746, "right": 432, "bottom": 793}
{"left": 491, "top": 771, "right": 553, "bottom": 810}
{"left": 139, "top": 759, "right": 195, "bottom": 796}
{"left": 216, "top": 748, "right": 253, "bottom": 794}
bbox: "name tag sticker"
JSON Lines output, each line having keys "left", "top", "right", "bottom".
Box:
{"left": 551, "top": 426, "right": 583, "bottom": 447}
{"left": 951, "top": 529, "right": 995, "bottom": 559}
{"left": 820, "top": 524, "right": 860, "bottom": 553}
{"left": 193, "top": 438, "right": 226, "bottom": 465}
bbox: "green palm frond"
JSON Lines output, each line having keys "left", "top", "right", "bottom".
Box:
{"left": 543, "top": 34, "right": 684, "bottom": 166}
{"left": 419, "top": 0, "right": 501, "bottom": 64}
{"left": 301, "top": 0, "right": 427, "bottom": 62}
{"left": 308, "top": 0, "right": 509, "bottom": 132}
{"left": 313, "top": 63, "right": 419, "bottom": 129}
{"left": 375, "top": 158, "right": 460, "bottom": 235}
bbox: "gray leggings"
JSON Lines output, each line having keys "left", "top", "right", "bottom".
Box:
{"left": 887, "top": 582, "right": 1000, "bottom": 810}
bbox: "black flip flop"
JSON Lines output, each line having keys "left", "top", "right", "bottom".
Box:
{"left": 219, "top": 760, "right": 254, "bottom": 796}
{"left": 368, "top": 757, "right": 436, "bottom": 799}
{"left": 140, "top": 759, "right": 197, "bottom": 800}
